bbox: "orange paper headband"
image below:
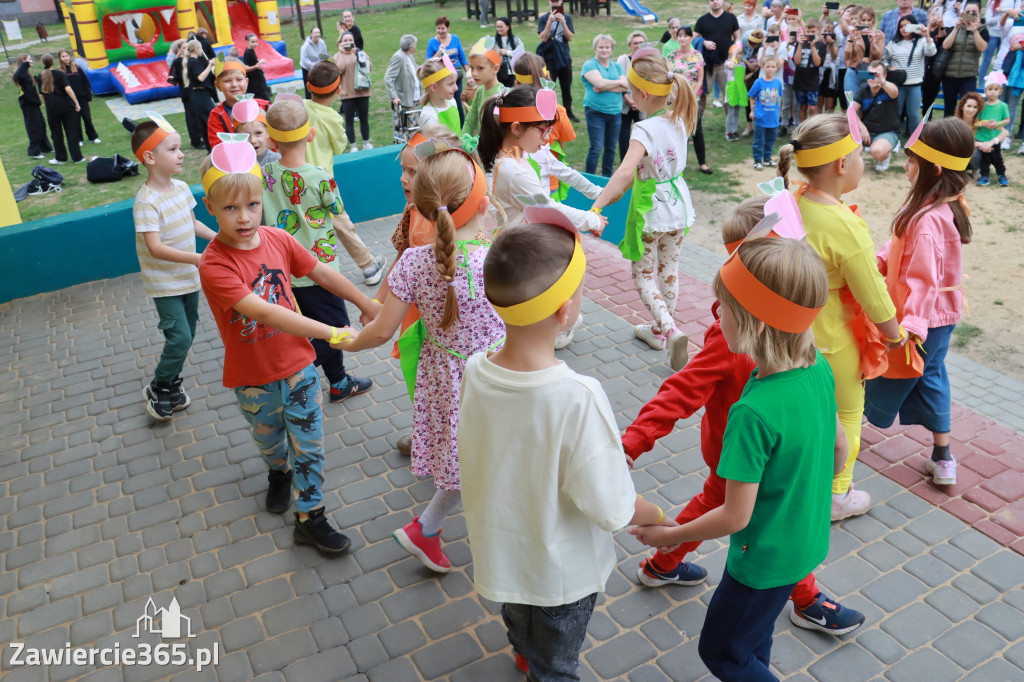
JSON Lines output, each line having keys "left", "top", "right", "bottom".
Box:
{"left": 406, "top": 131, "right": 428, "bottom": 148}
{"left": 308, "top": 76, "right": 341, "bottom": 94}
{"left": 216, "top": 60, "right": 246, "bottom": 79}
{"left": 135, "top": 128, "right": 171, "bottom": 163}
{"left": 719, "top": 249, "right": 822, "bottom": 334}
{"left": 447, "top": 162, "right": 487, "bottom": 228}
{"left": 499, "top": 88, "right": 558, "bottom": 123}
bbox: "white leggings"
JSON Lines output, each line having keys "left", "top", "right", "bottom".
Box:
{"left": 631, "top": 229, "right": 686, "bottom": 335}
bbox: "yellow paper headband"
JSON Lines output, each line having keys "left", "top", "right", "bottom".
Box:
{"left": 793, "top": 135, "right": 859, "bottom": 167}
{"left": 490, "top": 239, "right": 586, "bottom": 326}
{"left": 421, "top": 67, "right": 454, "bottom": 86}
{"left": 627, "top": 66, "right": 673, "bottom": 97}
{"left": 201, "top": 163, "right": 263, "bottom": 194}
{"left": 515, "top": 72, "right": 533, "bottom": 84}
{"left": 266, "top": 121, "right": 311, "bottom": 142}
{"left": 907, "top": 139, "right": 971, "bottom": 171}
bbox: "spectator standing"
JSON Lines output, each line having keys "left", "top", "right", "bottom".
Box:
{"left": 695, "top": 0, "right": 741, "bottom": 113}
{"left": 242, "top": 33, "right": 273, "bottom": 102}
{"left": 183, "top": 39, "right": 217, "bottom": 150}
{"left": 883, "top": 17, "right": 936, "bottom": 131}
{"left": 661, "top": 17, "right": 682, "bottom": 55}
{"left": 300, "top": 28, "right": 329, "bottom": 99}
{"left": 538, "top": 0, "right": 578, "bottom": 121}
{"left": 843, "top": 8, "right": 885, "bottom": 93}
{"left": 982, "top": 0, "right": 1021, "bottom": 77}
{"left": 13, "top": 54, "right": 52, "bottom": 159}
{"left": 671, "top": 26, "right": 716, "bottom": 173}
{"left": 427, "top": 17, "right": 470, "bottom": 126}
{"left": 738, "top": 0, "right": 765, "bottom": 38}
{"left": 494, "top": 18, "right": 525, "bottom": 87}
{"left": 941, "top": 0, "right": 989, "bottom": 116}
{"left": 581, "top": 34, "right": 627, "bottom": 176}
{"left": 922, "top": 6, "right": 949, "bottom": 112}
{"left": 880, "top": 0, "right": 930, "bottom": 43}
{"left": 38, "top": 53, "right": 83, "bottom": 165}
{"left": 337, "top": 11, "right": 364, "bottom": 50}
{"left": 195, "top": 28, "right": 216, "bottom": 60}
{"left": 335, "top": 31, "right": 373, "bottom": 151}
{"left": 618, "top": 30, "right": 648, "bottom": 159}
{"left": 385, "top": 34, "right": 420, "bottom": 138}
{"left": 58, "top": 49, "right": 100, "bottom": 145}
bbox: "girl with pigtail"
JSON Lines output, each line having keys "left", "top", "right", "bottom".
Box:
{"left": 591, "top": 48, "right": 699, "bottom": 372}
{"left": 776, "top": 111, "right": 902, "bottom": 521}
{"left": 335, "top": 145, "right": 505, "bottom": 574}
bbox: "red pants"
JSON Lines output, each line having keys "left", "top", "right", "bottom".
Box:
{"left": 647, "top": 465, "right": 820, "bottom": 608}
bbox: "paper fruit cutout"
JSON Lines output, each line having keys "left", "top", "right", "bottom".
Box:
{"left": 471, "top": 36, "right": 497, "bottom": 55}
{"left": 524, "top": 205, "right": 582, "bottom": 238}
{"left": 906, "top": 104, "right": 935, "bottom": 148}
{"left": 233, "top": 96, "right": 261, "bottom": 125}
{"left": 211, "top": 133, "right": 258, "bottom": 173}
{"left": 535, "top": 89, "right": 557, "bottom": 120}
{"left": 632, "top": 46, "right": 662, "bottom": 63}
{"left": 847, "top": 104, "right": 862, "bottom": 144}
{"left": 438, "top": 52, "right": 455, "bottom": 73}
{"left": 145, "top": 110, "right": 176, "bottom": 133}
{"left": 412, "top": 138, "right": 462, "bottom": 160}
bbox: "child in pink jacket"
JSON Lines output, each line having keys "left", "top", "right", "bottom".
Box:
{"left": 865, "top": 118, "right": 973, "bottom": 487}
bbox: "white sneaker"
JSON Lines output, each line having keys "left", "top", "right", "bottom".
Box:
{"left": 927, "top": 457, "right": 957, "bottom": 485}
{"left": 48, "top": 158, "right": 66, "bottom": 165}
{"left": 78, "top": 141, "right": 83, "bottom": 146}
{"left": 831, "top": 488, "right": 871, "bottom": 521}
{"left": 363, "top": 141, "right": 374, "bottom": 150}
{"left": 1001, "top": 137, "right": 1012, "bottom": 151}
{"left": 362, "top": 255, "right": 387, "bottom": 285}
{"left": 634, "top": 324, "right": 666, "bottom": 350}
{"left": 892, "top": 140, "right": 901, "bottom": 154}
{"left": 875, "top": 154, "right": 891, "bottom": 172}
{"left": 667, "top": 328, "right": 689, "bottom": 371}
{"left": 348, "top": 145, "right": 359, "bottom": 153}
{"left": 712, "top": 99, "right": 723, "bottom": 108}
{"left": 93, "top": 138, "right": 102, "bottom": 144}
{"left": 555, "top": 313, "right": 584, "bottom": 350}
{"left": 1017, "top": 141, "right": 1024, "bottom": 155}
{"left": 754, "top": 162, "right": 763, "bottom": 170}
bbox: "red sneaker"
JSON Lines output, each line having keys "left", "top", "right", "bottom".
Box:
{"left": 515, "top": 654, "right": 529, "bottom": 673}
{"left": 393, "top": 517, "right": 452, "bottom": 573}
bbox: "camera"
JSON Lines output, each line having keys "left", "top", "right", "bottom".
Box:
{"left": 905, "top": 23, "right": 924, "bottom": 33}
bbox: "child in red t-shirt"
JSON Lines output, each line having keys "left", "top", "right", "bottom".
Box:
{"left": 622, "top": 196, "right": 866, "bottom": 636}
{"left": 197, "top": 137, "right": 380, "bottom": 553}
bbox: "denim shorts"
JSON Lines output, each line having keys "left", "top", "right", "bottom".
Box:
{"left": 502, "top": 593, "right": 597, "bottom": 681}
{"left": 873, "top": 130, "right": 900, "bottom": 150}
{"left": 794, "top": 90, "right": 819, "bottom": 106}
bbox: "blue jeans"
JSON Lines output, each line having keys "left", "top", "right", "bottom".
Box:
{"left": 1002, "top": 87, "right": 1022, "bottom": 138}
{"left": 233, "top": 364, "right": 327, "bottom": 513}
{"left": 897, "top": 84, "right": 923, "bottom": 133}
{"left": 699, "top": 567, "right": 796, "bottom": 682}
{"left": 584, "top": 108, "right": 621, "bottom": 176}
{"left": 503, "top": 593, "right": 597, "bottom": 681}
{"left": 980, "top": 35, "right": 1001, "bottom": 80}
{"left": 752, "top": 124, "right": 778, "bottom": 163}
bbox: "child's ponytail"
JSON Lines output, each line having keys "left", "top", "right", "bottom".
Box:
{"left": 434, "top": 208, "right": 460, "bottom": 328}
{"left": 776, "top": 114, "right": 854, "bottom": 189}
{"left": 777, "top": 143, "right": 795, "bottom": 189}
{"left": 670, "top": 71, "right": 698, "bottom": 133}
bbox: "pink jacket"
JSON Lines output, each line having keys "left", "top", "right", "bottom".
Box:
{"left": 877, "top": 202, "right": 963, "bottom": 343}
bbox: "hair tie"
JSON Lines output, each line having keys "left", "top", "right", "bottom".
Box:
{"left": 790, "top": 139, "right": 803, "bottom": 151}
{"left": 438, "top": 205, "right": 448, "bottom": 212}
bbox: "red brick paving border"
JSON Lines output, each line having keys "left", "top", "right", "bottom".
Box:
{"left": 581, "top": 235, "right": 1024, "bottom": 555}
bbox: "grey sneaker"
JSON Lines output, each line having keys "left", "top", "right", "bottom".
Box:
{"left": 363, "top": 141, "right": 374, "bottom": 150}
{"left": 362, "top": 256, "right": 387, "bottom": 285}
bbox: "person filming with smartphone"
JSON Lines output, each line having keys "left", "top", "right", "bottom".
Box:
{"left": 941, "top": 0, "right": 989, "bottom": 115}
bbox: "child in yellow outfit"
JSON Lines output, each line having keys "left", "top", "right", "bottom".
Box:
{"left": 777, "top": 111, "right": 902, "bottom": 521}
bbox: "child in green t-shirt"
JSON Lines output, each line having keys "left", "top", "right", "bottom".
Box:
{"left": 976, "top": 73, "right": 1011, "bottom": 187}
{"left": 462, "top": 38, "right": 505, "bottom": 136}
{"left": 263, "top": 97, "right": 379, "bottom": 402}
{"left": 631, "top": 236, "right": 848, "bottom": 680}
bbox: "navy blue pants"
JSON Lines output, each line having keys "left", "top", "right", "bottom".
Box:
{"left": 698, "top": 567, "right": 795, "bottom": 682}
{"left": 291, "top": 284, "right": 350, "bottom": 385}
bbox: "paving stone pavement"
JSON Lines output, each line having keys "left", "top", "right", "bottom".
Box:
{"left": 1, "top": 215, "right": 1023, "bottom": 681}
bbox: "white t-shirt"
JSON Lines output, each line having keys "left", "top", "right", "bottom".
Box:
{"left": 489, "top": 156, "right": 602, "bottom": 232}
{"left": 458, "top": 354, "right": 637, "bottom": 607}
{"left": 133, "top": 179, "right": 200, "bottom": 298}
{"left": 630, "top": 116, "right": 696, "bottom": 232}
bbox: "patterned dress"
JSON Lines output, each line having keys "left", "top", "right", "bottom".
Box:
{"left": 388, "top": 244, "right": 505, "bottom": 490}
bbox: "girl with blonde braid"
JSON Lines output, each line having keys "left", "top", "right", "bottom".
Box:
{"left": 335, "top": 145, "right": 505, "bottom": 574}
{"left": 776, "top": 111, "right": 902, "bottom": 520}
{"left": 591, "top": 48, "right": 699, "bottom": 372}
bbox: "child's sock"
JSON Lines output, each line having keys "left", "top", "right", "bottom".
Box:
{"left": 931, "top": 444, "right": 952, "bottom": 462}
{"left": 419, "top": 489, "right": 461, "bottom": 536}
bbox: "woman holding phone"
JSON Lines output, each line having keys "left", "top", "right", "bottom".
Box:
{"left": 884, "top": 15, "right": 936, "bottom": 131}
{"left": 942, "top": 0, "right": 989, "bottom": 115}
{"left": 843, "top": 8, "right": 884, "bottom": 93}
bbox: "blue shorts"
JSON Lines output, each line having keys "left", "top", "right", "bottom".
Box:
{"left": 872, "top": 131, "right": 901, "bottom": 150}
{"left": 794, "top": 90, "right": 819, "bottom": 106}
{"left": 864, "top": 324, "right": 955, "bottom": 434}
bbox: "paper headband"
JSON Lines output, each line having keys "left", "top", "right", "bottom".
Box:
{"left": 232, "top": 95, "right": 267, "bottom": 127}
{"left": 406, "top": 130, "right": 429, "bottom": 148}
{"left": 510, "top": 51, "right": 543, "bottom": 83}
{"left": 215, "top": 56, "right": 245, "bottom": 78}
{"left": 308, "top": 76, "right": 341, "bottom": 94}
{"left": 470, "top": 36, "right": 501, "bottom": 66}
{"left": 422, "top": 52, "right": 456, "bottom": 86}
{"left": 794, "top": 107, "right": 862, "bottom": 167}
{"left": 489, "top": 206, "right": 586, "bottom": 326}
{"left": 134, "top": 111, "right": 177, "bottom": 163}
{"left": 412, "top": 140, "right": 487, "bottom": 228}
{"left": 267, "top": 120, "right": 311, "bottom": 142}
{"left": 904, "top": 106, "right": 971, "bottom": 171}
{"left": 498, "top": 88, "right": 557, "bottom": 123}
{"left": 202, "top": 133, "right": 264, "bottom": 194}
{"left": 627, "top": 48, "right": 674, "bottom": 97}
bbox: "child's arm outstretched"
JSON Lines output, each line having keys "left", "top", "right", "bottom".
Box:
{"left": 591, "top": 139, "right": 647, "bottom": 212}
{"left": 331, "top": 292, "right": 410, "bottom": 352}
{"left": 630, "top": 479, "right": 758, "bottom": 551}
{"left": 547, "top": 156, "right": 603, "bottom": 199}
{"left": 232, "top": 292, "right": 340, "bottom": 342}
{"left": 306, "top": 262, "right": 382, "bottom": 325}
{"left": 192, "top": 212, "right": 218, "bottom": 242}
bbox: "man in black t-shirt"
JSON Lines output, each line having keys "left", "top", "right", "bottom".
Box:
{"left": 789, "top": 18, "right": 827, "bottom": 121}
{"left": 852, "top": 61, "right": 901, "bottom": 171}
{"left": 694, "top": 0, "right": 740, "bottom": 126}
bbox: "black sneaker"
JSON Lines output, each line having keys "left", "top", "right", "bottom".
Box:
{"left": 330, "top": 375, "right": 373, "bottom": 403}
{"left": 266, "top": 469, "right": 293, "bottom": 513}
{"left": 294, "top": 507, "right": 351, "bottom": 553}
{"left": 779, "top": 126, "right": 789, "bottom": 137}
{"left": 169, "top": 375, "right": 191, "bottom": 412}
{"left": 144, "top": 381, "right": 174, "bottom": 421}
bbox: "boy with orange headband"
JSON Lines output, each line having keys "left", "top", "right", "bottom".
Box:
{"left": 304, "top": 60, "right": 352, "bottom": 165}
{"left": 463, "top": 37, "right": 506, "bottom": 136}
{"left": 632, "top": 231, "right": 848, "bottom": 681}
{"left": 262, "top": 97, "right": 380, "bottom": 403}
{"left": 208, "top": 57, "right": 270, "bottom": 149}
{"left": 131, "top": 115, "right": 217, "bottom": 421}
{"left": 198, "top": 132, "right": 376, "bottom": 552}
{"left": 459, "top": 206, "right": 672, "bottom": 679}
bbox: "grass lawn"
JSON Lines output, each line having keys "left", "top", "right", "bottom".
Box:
{"left": 2, "top": 0, "right": 894, "bottom": 223}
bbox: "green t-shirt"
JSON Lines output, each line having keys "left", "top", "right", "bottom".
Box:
{"left": 462, "top": 82, "right": 505, "bottom": 137}
{"left": 717, "top": 351, "right": 837, "bottom": 589}
{"left": 977, "top": 100, "right": 1010, "bottom": 144}
{"left": 262, "top": 161, "right": 343, "bottom": 287}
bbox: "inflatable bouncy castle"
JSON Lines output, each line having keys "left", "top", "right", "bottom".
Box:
{"left": 62, "top": 0, "right": 295, "bottom": 104}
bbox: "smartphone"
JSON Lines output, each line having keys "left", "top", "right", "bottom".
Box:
{"left": 905, "top": 23, "right": 924, "bottom": 33}
{"left": 766, "top": 35, "right": 780, "bottom": 43}
{"left": 785, "top": 7, "right": 799, "bottom": 15}
{"left": 552, "top": 4, "right": 564, "bottom": 13}
{"left": 856, "top": 24, "right": 868, "bottom": 30}
{"left": 825, "top": 1, "right": 840, "bottom": 9}
{"left": 823, "top": 32, "right": 835, "bottom": 39}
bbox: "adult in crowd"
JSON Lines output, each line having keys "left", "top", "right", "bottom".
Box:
{"left": 738, "top": 0, "right": 765, "bottom": 39}
{"left": 762, "top": 0, "right": 789, "bottom": 18}
{"left": 300, "top": 27, "right": 328, "bottom": 98}
{"left": 337, "top": 11, "right": 364, "bottom": 50}
{"left": 427, "top": 17, "right": 469, "bottom": 125}
{"left": 880, "top": 0, "right": 929, "bottom": 43}
{"left": 165, "top": 39, "right": 182, "bottom": 68}
{"left": 335, "top": 31, "right": 374, "bottom": 151}
{"left": 13, "top": 54, "right": 52, "bottom": 159}
{"left": 58, "top": 48, "right": 99, "bottom": 145}
{"left": 765, "top": 0, "right": 787, "bottom": 33}
{"left": 670, "top": 25, "right": 715, "bottom": 174}
{"left": 183, "top": 39, "right": 217, "bottom": 150}
{"left": 581, "top": 34, "right": 627, "bottom": 176}
{"left": 922, "top": 6, "right": 949, "bottom": 112}
{"left": 982, "top": 0, "right": 1021, "bottom": 77}
{"left": 843, "top": 8, "right": 885, "bottom": 93}
{"left": 694, "top": 0, "right": 741, "bottom": 113}
{"left": 38, "top": 53, "right": 82, "bottom": 165}
{"left": 883, "top": 16, "right": 935, "bottom": 131}
{"left": 942, "top": 0, "right": 989, "bottom": 116}
{"left": 494, "top": 18, "right": 525, "bottom": 87}
{"left": 167, "top": 41, "right": 203, "bottom": 149}
{"left": 195, "top": 27, "right": 215, "bottom": 60}
{"left": 385, "top": 33, "right": 420, "bottom": 138}
{"left": 538, "top": 0, "right": 578, "bottom": 121}
{"left": 242, "top": 33, "right": 272, "bottom": 101}
{"left": 661, "top": 17, "right": 682, "bottom": 54}
{"left": 618, "top": 30, "right": 647, "bottom": 159}
{"left": 852, "top": 60, "right": 901, "bottom": 170}
{"left": 480, "top": 0, "right": 491, "bottom": 28}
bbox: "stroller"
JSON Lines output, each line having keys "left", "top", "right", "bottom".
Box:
{"left": 391, "top": 102, "right": 422, "bottom": 145}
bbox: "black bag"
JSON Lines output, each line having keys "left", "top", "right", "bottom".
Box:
{"left": 887, "top": 69, "right": 908, "bottom": 85}
{"left": 931, "top": 48, "right": 952, "bottom": 78}
{"left": 87, "top": 154, "right": 139, "bottom": 183}
{"left": 15, "top": 165, "right": 64, "bottom": 201}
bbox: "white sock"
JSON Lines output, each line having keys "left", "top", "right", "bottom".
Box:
{"left": 419, "top": 489, "right": 461, "bottom": 536}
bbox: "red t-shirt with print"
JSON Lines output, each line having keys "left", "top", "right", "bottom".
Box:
{"left": 199, "top": 226, "right": 317, "bottom": 387}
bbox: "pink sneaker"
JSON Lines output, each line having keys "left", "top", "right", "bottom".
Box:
{"left": 927, "top": 457, "right": 957, "bottom": 485}
{"left": 393, "top": 517, "right": 452, "bottom": 573}
{"left": 831, "top": 488, "right": 871, "bottom": 521}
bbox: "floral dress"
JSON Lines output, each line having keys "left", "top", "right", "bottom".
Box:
{"left": 671, "top": 50, "right": 705, "bottom": 94}
{"left": 387, "top": 244, "right": 505, "bottom": 490}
